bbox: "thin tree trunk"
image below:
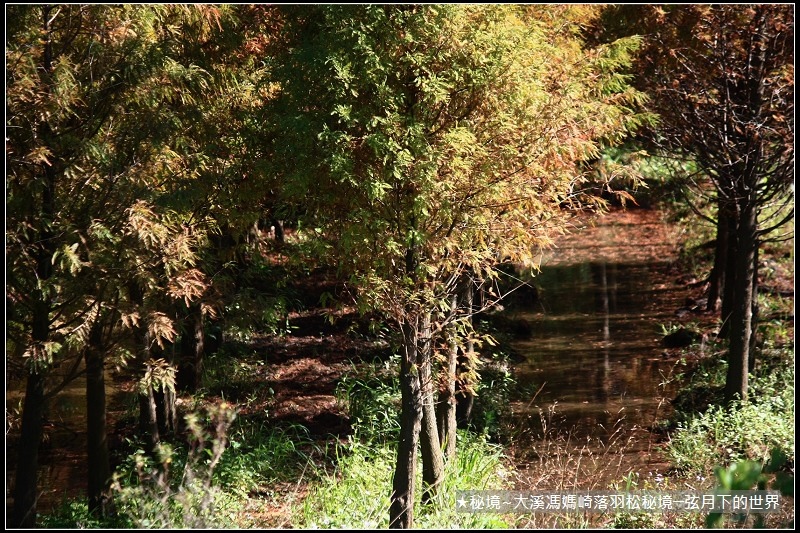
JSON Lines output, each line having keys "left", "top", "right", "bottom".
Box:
{"left": 456, "top": 279, "right": 475, "bottom": 428}
{"left": 418, "top": 312, "right": 445, "bottom": 504}
{"left": 748, "top": 244, "right": 759, "bottom": 372}
{"left": 390, "top": 319, "right": 423, "bottom": 529}
{"left": 141, "top": 385, "right": 161, "bottom": 449}
{"left": 191, "top": 309, "right": 205, "bottom": 389}
{"left": 271, "top": 217, "right": 285, "bottom": 244}
{"left": 156, "top": 360, "right": 178, "bottom": 437}
{"left": 725, "top": 201, "right": 757, "bottom": 404}
{"left": 707, "top": 203, "right": 729, "bottom": 312}
{"left": 178, "top": 306, "right": 204, "bottom": 392}
{"left": 85, "top": 320, "right": 111, "bottom": 517}
{"left": 129, "top": 283, "right": 161, "bottom": 449}
{"left": 152, "top": 331, "right": 177, "bottom": 438}
{"left": 719, "top": 212, "right": 738, "bottom": 338}
{"left": 438, "top": 294, "right": 458, "bottom": 462}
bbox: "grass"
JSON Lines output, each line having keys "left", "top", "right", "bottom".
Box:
{"left": 39, "top": 405, "right": 325, "bottom": 529}
{"left": 666, "top": 363, "right": 795, "bottom": 474}
{"left": 296, "top": 431, "right": 512, "bottom": 529}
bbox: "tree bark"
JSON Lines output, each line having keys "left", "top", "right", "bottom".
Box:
{"left": 141, "top": 384, "right": 161, "bottom": 449}
{"left": 271, "top": 217, "right": 285, "bottom": 244}
{"left": 456, "top": 279, "right": 475, "bottom": 428}
{"left": 11, "top": 371, "right": 46, "bottom": 528}
{"left": 748, "top": 245, "right": 759, "bottom": 372}
{"left": 12, "top": 9, "right": 58, "bottom": 525}
{"left": 418, "top": 312, "right": 445, "bottom": 504}
{"left": 389, "top": 319, "right": 423, "bottom": 529}
{"left": 155, "top": 366, "right": 178, "bottom": 437}
{"left": 719, "top": 212, "right": 738, "bottom": 339}
{"left": 438, "top": 294, "right": 458, "bottom": 462}
{"left": 150, "top": 326, "right": 177, "bottom": 439}
{"left": 724, "top": 200, "right": 757, "bottom": 404}
{"left": 178, "top": 306, "right": 204, "bottom": 392}
{"left": 85, "top": 319, "right": 112, "bottom": 517}
{"left": 128, "top": 283, "right": 161, "bottom": 449}
{"left": 707, "top": 202, "right": 730, "bottom": 312}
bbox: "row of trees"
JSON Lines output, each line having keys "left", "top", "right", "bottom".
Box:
{"left": 592, "top": 4, "right": 794, "bottom": 403}
{"left": 7, "top": 5, "right": 275, "bottom": 526}
{"left": 6, "top": 4, "right": 793, "bottom": 528}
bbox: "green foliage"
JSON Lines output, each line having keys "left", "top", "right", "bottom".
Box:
{"left": 272, "top": 4, "right": 651, "bottom": 323}
{"left": 297, "top": 432, "right": 511, "bottom": 529}
{"left": 40, "top": 402, "right": 326, "bottom": 529}
{"left": 667, "top": 364, "right": 794, "bottom": 474}
{"left": 704, "top": 450, "right": 794, "bottom": 529}
{"left": 215, "top": 421, "right": 321, "bottom": 496}
{"left": 335, "top": 357, "right": 402, "bottom": 444}
{"left": 38, "top": 499, "right": 134, "bottom": 529}
{"left": 606, "top": 472, "right": 706, "bottom": 529}
{"left": 110, "top": 404, "right": 240, "bottom": 528}
{"left": 199, "top": 343, "right": 273, "bottom": 406}
{"left": 469, "top": 353, "right": 517, "bottom": 441}
{"left": 139, "top": 357, "right": 177, "bottom": 395}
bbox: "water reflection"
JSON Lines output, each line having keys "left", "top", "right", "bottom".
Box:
{"left": 6, "top": 374, "right": 135, "bottom": 514}
{"left": 508, "top": 259, "right": 683, "bottom": 441}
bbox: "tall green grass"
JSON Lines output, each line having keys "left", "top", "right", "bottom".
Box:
{"left": 297, "top": 431, "right": 511, "bottom": 529}
{"left": 667, "top": 363, "right": 795, "bottom": 473}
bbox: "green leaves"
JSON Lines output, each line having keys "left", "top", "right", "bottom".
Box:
{"left": 51, "top": 243, "right": 84, "bottom": 276}
{"left": 273, "top": 5, "right": 649, "bottom": 326}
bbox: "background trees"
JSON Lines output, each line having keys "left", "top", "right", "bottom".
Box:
{"left": 6, "top": 5, "right": 263, "bottom": 524}
{"left": 594, "top": 4, "right": 794, "bottom": 403}
{"left": 268, "top": 5, "right": 650, "bottom": 527}
{"left": 6, "top": 6, "right": 186, "bottom": 523}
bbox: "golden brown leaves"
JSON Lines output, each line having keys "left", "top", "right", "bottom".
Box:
{"left": 147, "top": 311, "right": 177, "bottom": 349}
{"left": 166, "top": 268, "right": 209, "bottom": 307}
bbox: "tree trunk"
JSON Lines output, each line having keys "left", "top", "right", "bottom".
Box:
{"left": 707, "top": 203, "right": 730, "bottom": 312}
{"left": 748, "top": 244, "right": 759, "bottom": 372}
{"left": 13, "top": 279, "right": 52, "bottom": 528}
{"left": 390, "top": 319, "right": 423, "bottom": 529}
{"left": 128, "top": 283, "right": 161, "bottom": 449}
{"left": 418, "top": 312, "right": 445, "bottom": 504}
{"left": 85, "top": 320, "right": 112, "bottom": 517}
{"left": 12, "top": 9, "right": 58, "bottom": 525}
{"left": 438, "top": 294, "right": 458, "bottom": 462}
{"left": 11, "top": 371, "right": 46, "bottom": 528}
{"left": 271, "top": 217, "right": 285, "bottom": 244}
{"left": 719, "top": 213, "right": 738, "bottom": 338}
{"left": 156, "top": 368, "right": 178, "bottom": 437}
{"left": 725, "top": 201, "right": 757, "bottom": 404}
{"left": 150, "top": 335, "right": 177, "bottom": 439}
{"left": 140, "top": 385, "right": 161, "bottom": 449}
{"left": 178, "top": 306, "right": 204, "bottom": 392}
{"left": 456, "top": 279, "right": 475, "bottom": 428}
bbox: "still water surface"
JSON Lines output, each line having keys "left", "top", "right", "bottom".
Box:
{"left": 505, "top": 208, "right": 689, "bottom": 482}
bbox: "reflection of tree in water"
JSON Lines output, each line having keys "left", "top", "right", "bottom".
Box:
{"left": 511, "top": 255, "right": 682, "bottom": 442}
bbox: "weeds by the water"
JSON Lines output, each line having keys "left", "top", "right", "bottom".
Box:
{"left": 39, "top": 406, "right": 324, "bottom": 529}
{"left": 296, "top": 431, "right": 511, "bottom": 529}
{"left": 510, "top": 405, "right": 671, "bottom": 528}
{"left": 667, "top": 363, "right": 795, "bottom": 474}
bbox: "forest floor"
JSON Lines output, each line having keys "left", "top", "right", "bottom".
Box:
{"left": 8, "top": 204, "right": 794, "bottom": 528}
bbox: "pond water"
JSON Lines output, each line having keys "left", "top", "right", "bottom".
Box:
{"left": 6, "top": 370, "right": 136, "bottom": 516}
{"left": 504, "top": 208, "right": 692, "bottom": 486}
